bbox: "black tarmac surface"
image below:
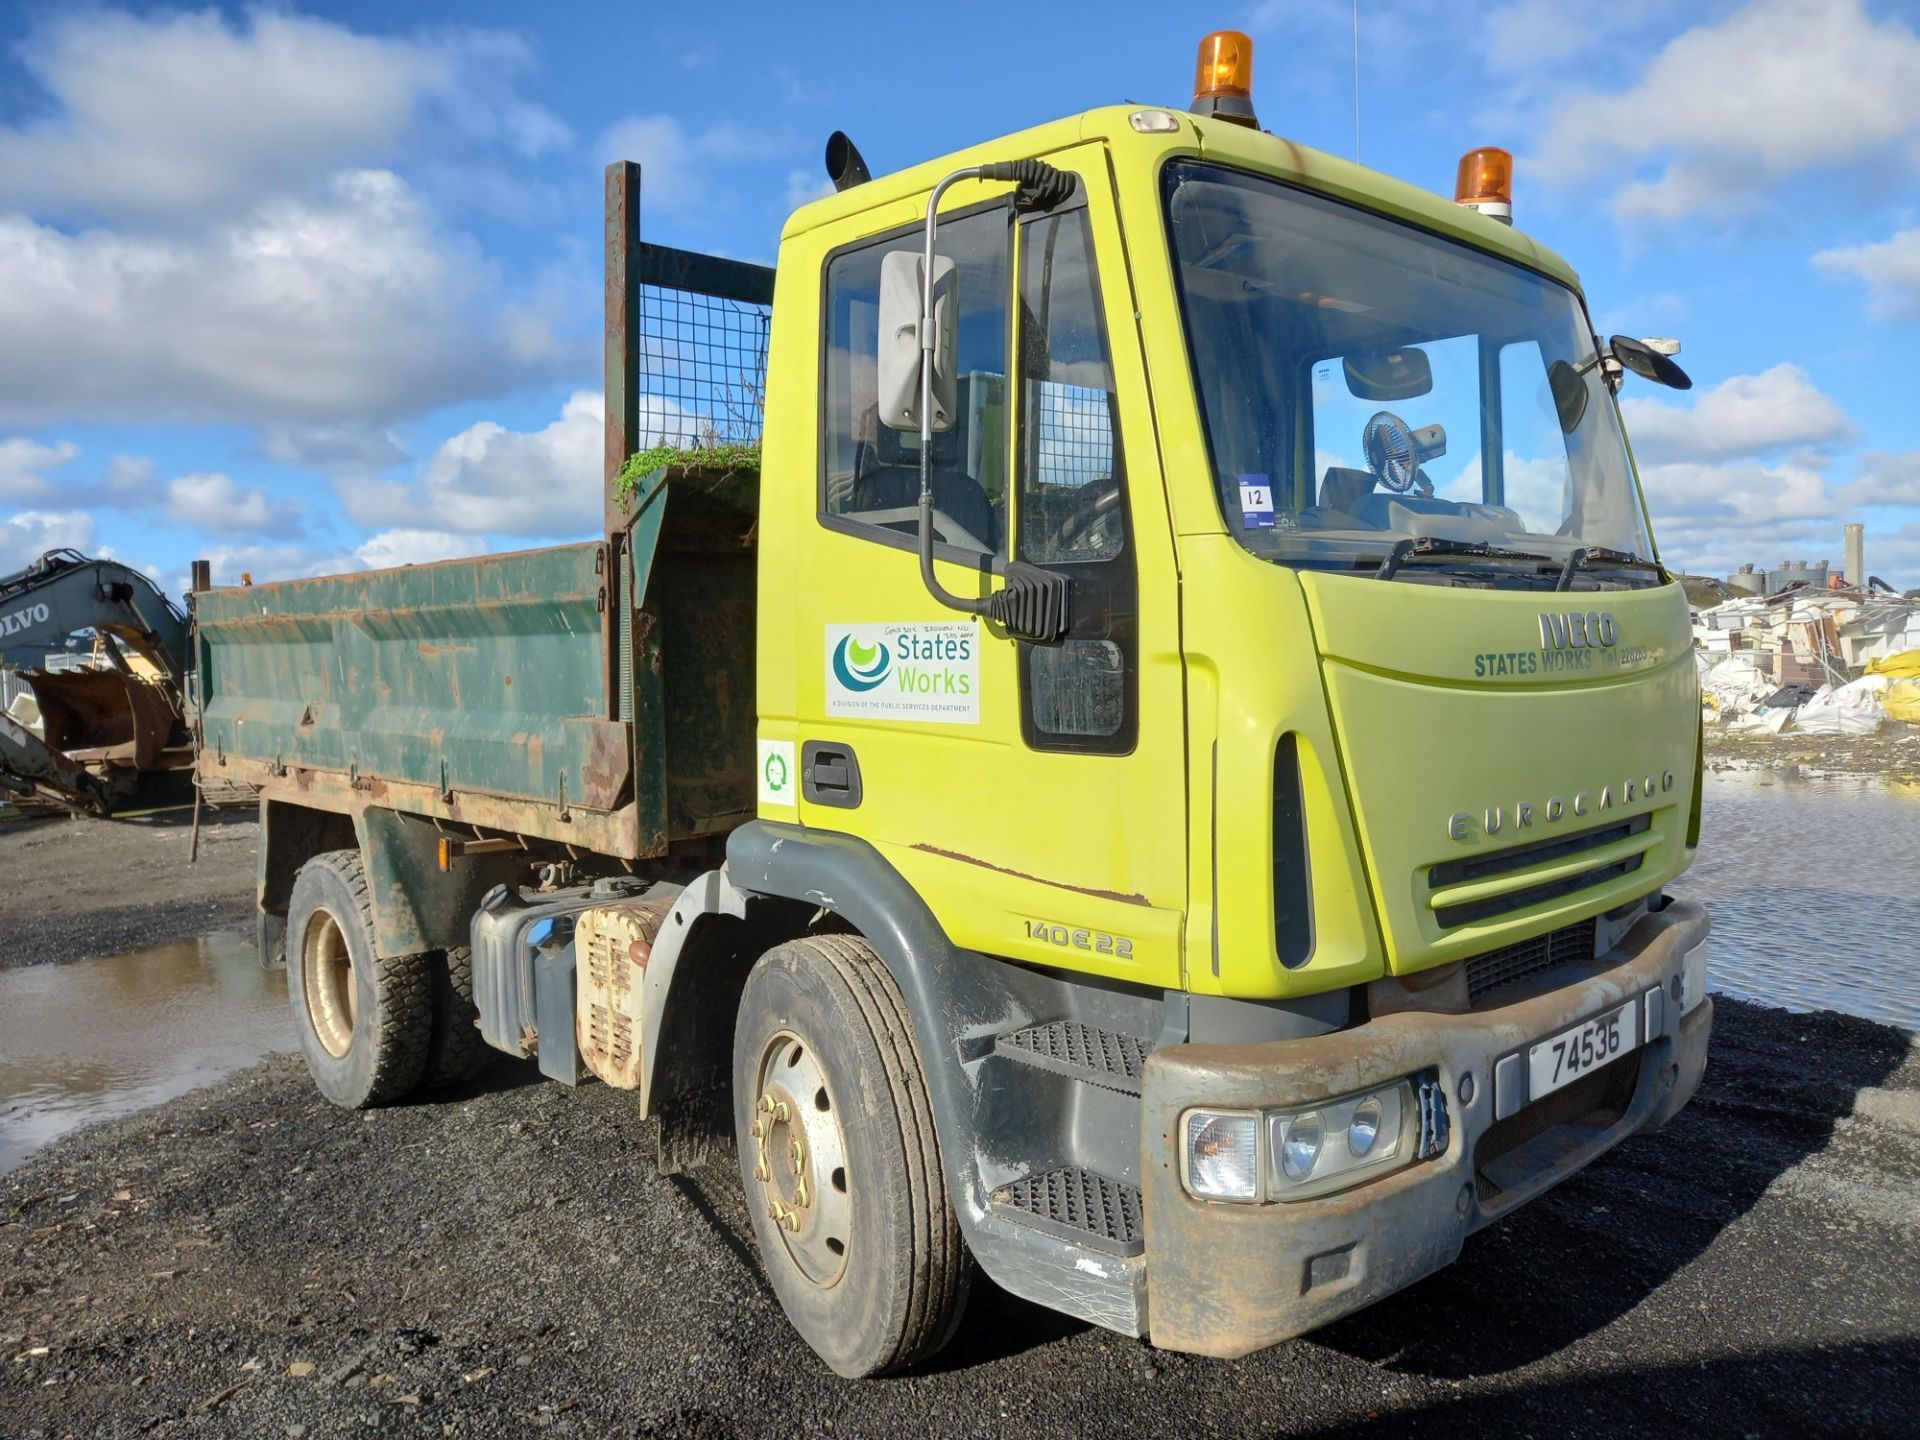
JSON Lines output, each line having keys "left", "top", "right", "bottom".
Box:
{"left": 2, "top": 998, "right": 1916, "bottom": 1439}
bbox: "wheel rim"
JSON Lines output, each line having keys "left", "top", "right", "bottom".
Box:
{"left": 751, "top": 1029, "right": 852, "bottom": 1288}
{"left": 301, "top": 910, "right": 357, "bottom": 1059}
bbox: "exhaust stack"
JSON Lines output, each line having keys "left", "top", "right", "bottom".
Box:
{"left": 825, "top": 131, "right": 871, "bottom": 192}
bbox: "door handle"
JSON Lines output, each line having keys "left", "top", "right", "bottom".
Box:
{"left": 801, "top": 740, "right": 863, "bottom": 808}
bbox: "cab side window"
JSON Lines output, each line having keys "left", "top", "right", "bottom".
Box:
{"left": 821, "top": 208, "right": 1010, "bottom": 557}
{"left": 1015, "top": 206, "right": 1136, "bottom": 752}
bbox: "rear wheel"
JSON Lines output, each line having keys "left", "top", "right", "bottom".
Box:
{"left": 732, "top": 934, "right": 970, "bottom": 1377}
{"left": 286, "top": 849, "right": 432, "bottom": 1108}
{"left": 424, "top": 944, "right": 492, "bottom": 1088}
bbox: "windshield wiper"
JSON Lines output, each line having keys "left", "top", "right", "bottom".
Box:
{"left": 1555, "top": 546, "right": 1664, "bottom": 591}
{"left": 1375, "top": 536, "right": 1556, "bottom": 581}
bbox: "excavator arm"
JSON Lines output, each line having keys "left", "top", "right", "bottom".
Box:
{"left": 0, "top": 548, "right": 188, "bottom": 690}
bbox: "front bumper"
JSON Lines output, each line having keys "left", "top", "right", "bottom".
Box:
{"left": 1140, "top": 899, "right": 1712, "bottom": 1358}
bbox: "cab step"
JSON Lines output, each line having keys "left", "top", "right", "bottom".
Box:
{"left": 994, "top": 1020, "right": 1152, "bottom": 1096}
{"left": 990, "top": 1166, "right": 1144, "bottom": 1257}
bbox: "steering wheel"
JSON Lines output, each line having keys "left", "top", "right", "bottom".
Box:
{"left": 1363, "top": 412, "right": 1433, "bottom": 496}
{"left": 1054, "top": 482, "right": 1123, "bottom": 555}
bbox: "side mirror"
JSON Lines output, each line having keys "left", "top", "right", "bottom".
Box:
{"left": 1548, "top": 359, "right": 1590, "bottom": 434}
{"left": 1608, "top": 335, "right": 1692, "bottom": 391}
{"left": 877, "top": 250, "right": 958, "bottom": 432}
{"left": 1344, "top": 347, "right": 1433, "bottom": 401}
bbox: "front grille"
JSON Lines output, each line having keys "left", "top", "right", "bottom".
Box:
{"left": 1436, "top": 857, "right": 1643, "bottom": 929}
{"left": 1466, "top": 919, "right": 1597, "bottom": 1006}
{"left": 1475, "top": 1051, "right": 1640, "bottom": 1202}
{"left": 1429, "top": 814, "right": 1652, "bottom": 928}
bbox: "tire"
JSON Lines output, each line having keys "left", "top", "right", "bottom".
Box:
{"left": 732, "top": 934, "right": 971, "bottom": 1377}
{"left": 285, "top": 849, "right": 433, "bottom": 1109}
{"left": 424, "top": 944, "right": 493, "bottom": 1088}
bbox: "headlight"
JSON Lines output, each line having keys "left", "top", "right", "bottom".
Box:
{"left": 1268, "top": 1080, "right": 1413, "bottom": 1201}
{"left": 1280, "top": 1110, "right": 1322, "bottom": 1180}
{"left": 1348, "top": 1096, "right": 1383, "bottom": 1157}
{"left": 1182, "top": 1110, "right": 1259, "bottom": 1201}
{"left": 1179, "top": 1080, "right": 1421, "bottom": 1204}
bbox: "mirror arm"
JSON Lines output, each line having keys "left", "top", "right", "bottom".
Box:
{"left": 913, "top": 164, "right": 1074, "bottom": 644}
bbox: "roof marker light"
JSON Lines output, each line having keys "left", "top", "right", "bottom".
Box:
{"left": 1191, "top": 31, "right": 1257, "bottom": 128}
{"left": 1454, "top": 147, "right": 1513, "bottom": 224}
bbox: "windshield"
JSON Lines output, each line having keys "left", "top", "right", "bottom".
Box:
{"left": 1163, "top": 161, "right": 1658, "bottom": 586}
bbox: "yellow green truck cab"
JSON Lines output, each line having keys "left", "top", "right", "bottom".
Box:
{"left": 741, "top": 102, "right": 1708, "bottom": 1363}
{"left": 197, "top": 56, "right": 1710, "bottom": 1378}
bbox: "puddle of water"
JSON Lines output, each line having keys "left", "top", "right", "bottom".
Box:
{"left": 1686, "top": 769, "right": 1920, "bottom": 1032}
{"left": 0, "top": 770, "right": 1911, "bottom": 1175}
{"left": 0, "top": 932, "right": 294, "bottom": 1174}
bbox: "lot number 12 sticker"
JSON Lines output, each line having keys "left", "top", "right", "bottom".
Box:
{"left": 1239, "top": 473, "right": 1276, "bottom": 529}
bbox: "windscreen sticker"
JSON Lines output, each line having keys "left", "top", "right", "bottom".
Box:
{"left": 1238, "top": 474, "right": 1276, "bottom": 529}
{"left": 825, "top": 621, "right": 979, "bottom": 723}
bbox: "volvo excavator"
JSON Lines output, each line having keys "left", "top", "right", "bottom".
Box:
{"left": 0, "top": 548, "right": 195, "bottom": 816}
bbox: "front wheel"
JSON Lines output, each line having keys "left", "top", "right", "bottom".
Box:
{"left": 732, "top": 935, "right": 971, "bottom": 1377}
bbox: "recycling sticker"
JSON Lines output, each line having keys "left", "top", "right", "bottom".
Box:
{"left": 757, "top": 738, "right": 796, "bottom": 808}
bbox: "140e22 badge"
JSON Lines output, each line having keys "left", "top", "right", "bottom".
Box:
{"left": 1024, "top": 919, "right": 1134, "bottom": 959}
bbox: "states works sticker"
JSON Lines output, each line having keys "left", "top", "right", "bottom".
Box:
{"left": 825, "top": 621, "right": 979, "bottom": 723}
{"left": 757, "top": 738, "right": 796, "bottom": 808}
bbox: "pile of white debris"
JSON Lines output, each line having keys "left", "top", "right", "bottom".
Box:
{"left": 1694, "top": 588, "right": 1920, "bottom": 737}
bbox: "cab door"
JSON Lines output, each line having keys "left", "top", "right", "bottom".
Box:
{"left": 783, "top": 146, "right": 1187, "bottom": 990}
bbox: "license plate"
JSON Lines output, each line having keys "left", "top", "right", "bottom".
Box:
{"left": 1528, "top": 1001, "right": 1641, "bottom": 1100}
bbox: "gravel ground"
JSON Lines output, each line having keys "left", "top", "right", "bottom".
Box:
{"left": 0, "top": 809, "right": 256, "bottom": 970}
{"left": 2, "top": 998, "right": 1915, "bottom": 1439}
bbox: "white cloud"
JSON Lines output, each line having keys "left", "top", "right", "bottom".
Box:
{"left": 193, "top": 542, "right": 359, "bottom": 589}
{"left": 598, "top": 115, "right": 790, "bottom": 215}
{"left": 1532, "top": 0, "right": 1920, "bottom": 221}
{"left": 1620, "top": 364, "right": 1854, "bottom": 466}
{"left": 260, "top": 423, "right": 408, "bottom": 471}
{"left": 165, "top": 472, "right": 304, "bottom": 538}
{"left": 100, "top": 455, "right": 155, "bottom": 500}
{"left": 0, "top": 439, "right": 78, "bottom": 502}
{"left": 786, "top": 169, "right": 836, "bottom": 213}
{"left": 354, "top": 529, "right": 492, "bottom": 570}
{"left": 0, "top": 169, "right": 573, "bottom": 428}
{"left": 341, "top": 390, "right": 599, "bottom": 537}
{"left": 1481, "top": 0, "right": 1663, "bottom": 73}
{"left": 1813, "top": 228, "right": 1920, "bottom": 321}
{"left": 339, "top": 389, "right": 708, "bottom": 538}
{"left": 0, "top": 511, "right": 97, "bottom": 573}
{"left": 0, "top": 9, "right": 567, "bottom": 224}
{"left": 1840, "top": 452, "right": 1920, "bottom": 508}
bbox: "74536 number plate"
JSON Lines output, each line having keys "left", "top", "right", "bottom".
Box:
{"left": 1528, "top": 1001, "right": 1641, "bottom": 1101}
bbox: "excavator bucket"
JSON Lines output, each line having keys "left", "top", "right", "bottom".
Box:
{"left": 0, "top": 670, "right": 182, "bottom": 816}
{"left": 28, "top": 669, "right": 177, "bottom": 772}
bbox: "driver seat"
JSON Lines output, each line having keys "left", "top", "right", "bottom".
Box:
{"left": 1319, "top": 467, "right": 1376, "bottom": 516}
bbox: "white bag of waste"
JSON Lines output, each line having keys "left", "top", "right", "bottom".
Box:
{"left": 1792, "top": 675, "right": 1888, "bottom": 736}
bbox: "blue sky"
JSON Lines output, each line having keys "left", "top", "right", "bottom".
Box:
{"left": 3, "top": 0, "right": 1919, "bottom": 594}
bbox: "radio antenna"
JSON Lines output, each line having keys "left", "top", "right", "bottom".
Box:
{"left": 1352, "top": 0, "right": 1362, "bottom": 162}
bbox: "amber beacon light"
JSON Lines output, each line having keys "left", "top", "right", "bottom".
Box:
{"left": 1191, "top": 30, "right": 1257, "bottom": 126}
{"left": 1454, "top": 147, "right": 1514, "bottom": 224}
